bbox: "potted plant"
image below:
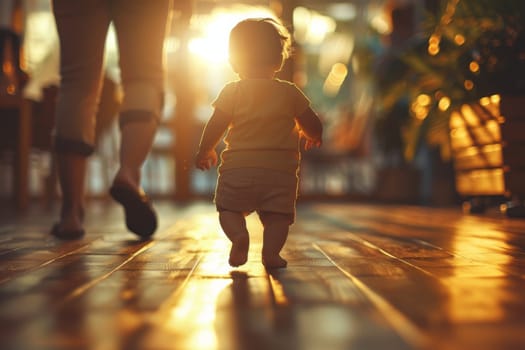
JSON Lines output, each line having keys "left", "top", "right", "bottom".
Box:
{"left": 376, "top": 0, "right": 525, "bottom": 216}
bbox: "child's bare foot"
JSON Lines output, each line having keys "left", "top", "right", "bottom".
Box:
{"left": 262, "top": 255, "right": 287, "bottom": 269}
{"left": 229, "top": 235, "right": 249, "bottom": 267}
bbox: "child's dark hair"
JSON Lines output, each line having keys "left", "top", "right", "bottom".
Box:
{"left": 229, "top": 17, "right": 292, "bottom": 73}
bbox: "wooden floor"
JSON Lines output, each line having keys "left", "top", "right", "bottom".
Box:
{"left": 1, "top": 199, "right": 525, "bottom": 350}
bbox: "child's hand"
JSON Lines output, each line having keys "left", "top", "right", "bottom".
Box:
{"left": 195, "top": 150, "right": 218, "bottom": 170}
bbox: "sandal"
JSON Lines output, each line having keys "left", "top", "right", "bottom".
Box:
{"left": 109, "top": 182, "right": 157, "bottom": 239}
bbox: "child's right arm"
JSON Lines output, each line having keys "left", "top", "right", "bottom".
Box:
{"left": 296, "top": 107, "right": 323, "bottom": 150}
{"left": 195, "top": 108, "right": 232, "bottom": 170}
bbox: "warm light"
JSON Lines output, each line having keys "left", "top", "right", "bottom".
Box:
{"left": 308, "top": 14, "right": 336, "bottom": 45}
{"left": 293, "top": 6, "right": 311, "bottom": 43}
{"left": 6, "top": 84, "right": 16, "bottom": 95}
{"left": 415, "top": 108, "right": 429, "bottom": 120}
{"left": 370, "top": 15, "right": 391, "bottom": 35}
{"left": 450, "top": 128, "right": 468, "bottom": 138}
{"left": 484, "top": 144, "right": 502, "bottom": 153}
{"left": 189, "top": 37, "right": 228, "bottom": 64}
{"left": 318, "top": 33, "right": 354, "bottom": 75}
{"left": 411, "top": 94, "right": 432, "bottom": 120}
{"left": 454, "top": 34, "right": 465, "bottom": 45}
{"left": 327, "top": 2, "right": 357, "bottom": 22}
{"left": 428, "top": 43, "right": 440, "bottom": 56}
{"left": 438, "top": 96, "right": 451, "bottom": 111}
{"left": 428, "top": 34, "right": 441, "bottom": 55}
{"left": 333, "top": 62, "right": 347, "bottom": 76}
{"left": 479, "top": 97, "right": 491, "bottom": 106}
{"left": 416, "top": 94, "right": 431, "bottom": 106}
{"left": 165, "top": 277, "right": 232, "bottom": 349}
{"left": 461, "top": 104, "right": 480, "bottom": 126}
{"left": 469, "top": 61, "right": 480, "bottom": 73}
{"left": 490, "top": 94, "right": 500, "bottom": 104}
{"left": 294, "top": 6, "right": 336, "bottom": 45}
{"left": 485, "top": 120, "right": 502, "bottom": 142}
{"left": 449, "top": 111, "right": 464, "bottom": 128}
{"left": 412, "top": 101, "right": 429, "bottom": 120}
{"left": 464, "top": 80, "right": 474, "bottom": 90}
{"left": 189, "top": 7, "right": 275, "bottom": 65}
{"left": 268, "top": 274, "right": 289, "bottom": 306}
{"left": 22, "top": 9, "right": 59, "bottom": 73}
{"left": 323, "top": 62, "right": 348, "bottom": 96}
{"left": 2, "top": 61, "right": 13, "bottom": 74}
{"left": 446, "top": 218, "right": 510, "bottom": 322}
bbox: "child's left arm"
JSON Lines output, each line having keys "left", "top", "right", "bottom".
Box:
{"left": 296, "top": 107, "right": 323, "bottom": 150}
{"left": 195, "top": 108, "right": 232, "bottom": 170}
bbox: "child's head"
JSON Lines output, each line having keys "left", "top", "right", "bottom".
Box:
{"left": 229, "top": 17, "right": 292, "bottom": 76}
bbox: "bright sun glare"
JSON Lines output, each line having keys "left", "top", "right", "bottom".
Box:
{"left": 188, "top": 6, "right": 275, "bottom": 65}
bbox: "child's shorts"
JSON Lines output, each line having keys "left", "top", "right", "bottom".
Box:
{"left": 215, "top": 168, "right": 299, "bottom": 222}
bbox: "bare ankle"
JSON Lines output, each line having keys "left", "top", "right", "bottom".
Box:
{"left": 58, "top": 212, "right": 83, "bottom": 231}
{"left": 113, "top": 168, "right": 141, "bottom": 189}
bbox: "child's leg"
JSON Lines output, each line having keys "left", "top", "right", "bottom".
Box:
{"left": 258, "top": 211, "right": 291, "bottom": 268}
{"left": 219, "top": 210, "right": 250, "bottom": 267}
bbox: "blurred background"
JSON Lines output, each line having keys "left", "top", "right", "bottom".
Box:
{"left": 1, "top": 0, "right": 524, "bottom": 213}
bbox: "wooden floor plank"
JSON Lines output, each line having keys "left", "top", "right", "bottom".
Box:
{"left": 1, "top": 200, "right": 525, "bottom": 349}
{"left": 304, "top": 203, "right": 525, "bottom": 350}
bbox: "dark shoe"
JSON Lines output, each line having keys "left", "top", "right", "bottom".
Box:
{"left": 50, "top": 223, "right": 85, "bottom": 240}
{"left": 109, "top": 182, "right": 157, "bottom": 239}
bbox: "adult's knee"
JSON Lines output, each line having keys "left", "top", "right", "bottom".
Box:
{"left": 53, "top": 136, "right": 94, "bottom": 157}
{"left": 121, "top": 80, "right": 164, "bottom": 118}
{"left": 118, "top": 110, "right": 159, "bottom": 129}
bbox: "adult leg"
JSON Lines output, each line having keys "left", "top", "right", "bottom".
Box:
{"left": 50, "top": 152, "right": 87, "bottom": 239}
{"left": 111, "top": 0, "right": 171, "bottom": 189}
{"left": 258, "top": 211, "right": 291, "bottom": 268}
{"left": 108, "top": 0, "right": 172, "bottom": 238}
{"left": 219, "top": 210, "right": 250, "bottom": 267}
{"left": 51, "top": 0, "right": 110, "bottom": 239}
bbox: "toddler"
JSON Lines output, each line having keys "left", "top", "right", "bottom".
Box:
{"left": 195, "top": 17, "right": 323, "bottom": 268}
